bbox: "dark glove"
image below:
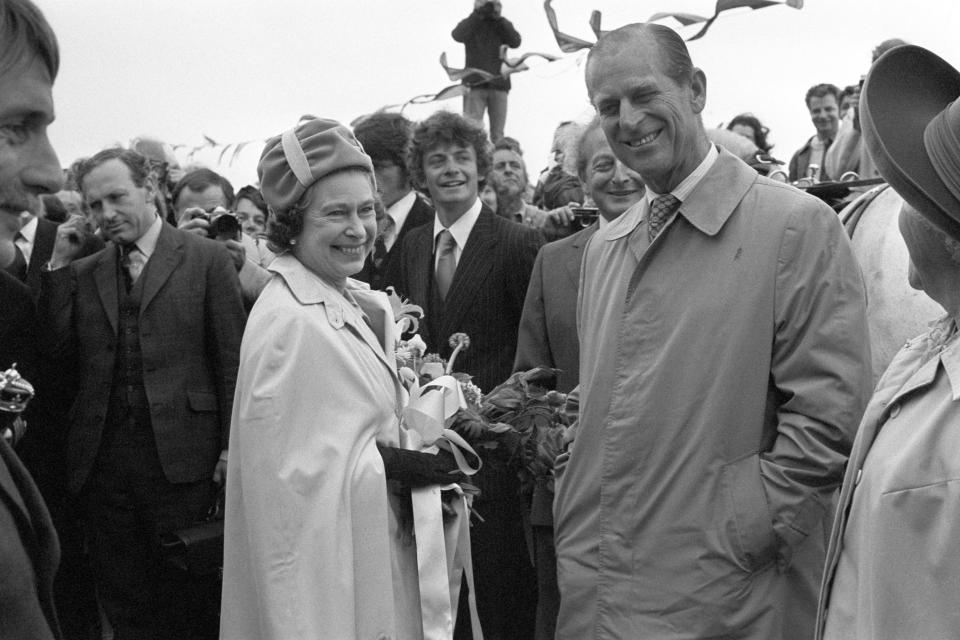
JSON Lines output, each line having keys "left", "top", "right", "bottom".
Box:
{"left": 378, "top": 443, "right": 468, "bottom": 488}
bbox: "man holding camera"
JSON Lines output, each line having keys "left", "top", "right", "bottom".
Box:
{"left": 41, "top": 147, "right": 245, "bottom": 639}
{"left": 173, "top": 168, "right": 271, "bottom": 307}
{"left": 452, "top": 0, "right": 521, "bottom": 143}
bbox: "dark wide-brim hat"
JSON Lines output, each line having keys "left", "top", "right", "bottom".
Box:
{"left": 861, "top": 44, "right": 960, "bottom": 240}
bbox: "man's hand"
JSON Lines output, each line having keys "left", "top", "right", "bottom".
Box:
{"left": 545, "top": 204, "right": 576, "bottom": 227}
{"left": 223, "top": 239, "right": 246, "bottom": 272}
{"left": 48, "top": 215, "right": 90, "bottom": 269}
{"left": 212, "top": 458, "right": 227, "bottom": 486}
{"left": 177, "top": 207, "right": 211, "bottom": 236}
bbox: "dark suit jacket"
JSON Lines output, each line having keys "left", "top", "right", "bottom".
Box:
{"left": 400, "top": 205, "right": 542, "bottom": 393}
{"left": 514, "top": 223, "right": 597, "bottom": 394}
{"left": 23, "top": 218, "right": 57, "bottom": 298}
{"left": 0, "top": 403, "right": 62, "bottom": 640}
{"left": 0, "top": 270, "right": 38, "bottom": 380}
{"left": 356, "top": 194, "right": 433, "bottom": 293}
{"left": 788, "top": 134, "right": 833, "bottom": 182}
{"left": 40, "top": 222, "right": 245, "bottom": 493}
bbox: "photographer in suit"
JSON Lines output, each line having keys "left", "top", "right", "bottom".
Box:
{"left": 174, "top": 168, "right": 271, "bottom": 306}
{"left": 452, "top": 0, "right": 521, "bottom": 143}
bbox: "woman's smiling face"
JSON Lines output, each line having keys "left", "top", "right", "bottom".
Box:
{"left": 292, "top": 169, "right": 377, "bottom": 287}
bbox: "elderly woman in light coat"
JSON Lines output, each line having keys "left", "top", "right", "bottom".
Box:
{"left": 220, "top": 119, "right": 456, "bottom": 640}
{"left": 816, "top": 45, "right": 960, "bottom": 640}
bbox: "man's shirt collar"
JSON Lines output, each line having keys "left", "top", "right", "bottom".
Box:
{"left": 605, "top": 144, "right": 719, "bottom": 242}
{"left": 132, "top": 214, "right": 163, "bottom": 259}
{"left": 433, "top": 198, "right": 482, "bottom": 252}
{"left": 17, "top": 215, "right": 37, "bottom": 244}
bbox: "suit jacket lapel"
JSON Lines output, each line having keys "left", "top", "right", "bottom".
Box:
{"left": 140, "top": 223, "right": 183, "bottom": 314}
{"left": 442, "top": 208, "right": 496, "bottom": 336}
{"left": 406, "top": 224, "right": 432, "bottom": 296}
{"left": 564, "top": 224, "right": 595, "bottom": 288}
{"left": 94, "top": 245, "right": 119, "bottom": 335}
{"left": 26, "top": 218, "right": 56, "bottom": 290}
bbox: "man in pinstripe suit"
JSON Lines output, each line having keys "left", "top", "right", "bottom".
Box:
{"left": 399, "top": 110, "right": 543, "bottom": 639}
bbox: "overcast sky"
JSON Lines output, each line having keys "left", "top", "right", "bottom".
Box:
{"left": 37, "top": 0, "right": 960, "bottom": 189}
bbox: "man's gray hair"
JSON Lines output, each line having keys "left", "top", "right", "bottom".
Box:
{"left": 586, "top": 22, "right": 694, "bottom": 98}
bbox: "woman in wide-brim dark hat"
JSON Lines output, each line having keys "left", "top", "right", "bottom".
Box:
{"left": 815, "top": 44, "right": 960, "bottom": 640}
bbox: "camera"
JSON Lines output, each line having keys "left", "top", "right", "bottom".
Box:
{"left": 193, "top": 207, "right": 241, "bottom": 241}
{"left": 570, "top": 206, "right": 599, "bottom": 228}
{"left": 208, "top": 211, "right": 241, "bottom": 241}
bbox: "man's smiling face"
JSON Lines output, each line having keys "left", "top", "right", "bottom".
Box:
{"left": 422, "top": 142, "right": 479, "bottom": 218}
{"left": 587, "top": 33, "right": 706, "bottom": 194}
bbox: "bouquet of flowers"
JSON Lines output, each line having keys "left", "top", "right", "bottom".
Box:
{"left": 388, "top": 284, "right": 569, "bottom": 499}
{"left": 449, "top": 366, "right": 569, "bottom": 497}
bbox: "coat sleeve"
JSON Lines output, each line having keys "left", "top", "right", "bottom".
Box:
{"left": 764, "top": 201, "right": 872, "bottom": 566}
{"left": 37, "top": 266, "right": 79, "bottom": 387}
{"left": 237, "top": 259, "right": 271, "bottom": 309}
{"left": 513, "top": 247, "right": 551, "bottom": 373}
{"left": 451, "top": 11, "right": 482, "bottom": 41}
{"left": 203, "top": 243, "right": 246, "bottom": 448}
{"left": 496, "top": 16, "right": 522, "bottom": 48}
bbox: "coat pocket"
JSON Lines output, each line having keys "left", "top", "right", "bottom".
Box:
{"left": 186, "top": 390, "right": 218, "bottom": 413}
{"left": 720, "top": 453, "right": 777, "bottom": 573}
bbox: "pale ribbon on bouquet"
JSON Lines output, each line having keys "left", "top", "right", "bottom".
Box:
{"left": 402, "top": 375, "right": 484, "bottom": 640}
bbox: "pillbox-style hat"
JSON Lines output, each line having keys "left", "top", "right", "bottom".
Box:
{"left": 258, "top": 118, "right": 374, "bottom": 213}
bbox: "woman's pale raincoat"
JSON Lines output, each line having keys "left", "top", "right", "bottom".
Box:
{"left": 220, "top": 254, "right": 419, "bottom": 640}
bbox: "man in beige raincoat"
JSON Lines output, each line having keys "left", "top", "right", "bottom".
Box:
{"left": 553, "top": 23, "right": 872, "bottom": 639}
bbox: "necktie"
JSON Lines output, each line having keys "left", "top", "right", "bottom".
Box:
{"left": 435, "top": 229, "right": 457, "bottom": 300}
{"left": 373, "top": 216, "right": 395, "bottom": 268}
{"left": 648, "top": 194, "right": 681, "bottom": 242}
{"left": 121, "top": 245, "right": 146, "bottom": 290}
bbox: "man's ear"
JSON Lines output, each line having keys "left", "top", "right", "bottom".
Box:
{"left": 689, "top": 68, "right": 707, "bottom": 115}
{"left": 142, "top": 175, "right": 158, "bottom": 205}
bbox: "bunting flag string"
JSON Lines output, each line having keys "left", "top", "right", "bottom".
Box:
{"left": 543, "top": 0, "right": 596, "bottom": 53}
{"left": 439, "top": 52, "right": 498, "bottom": 84}
{"left": 588, "top": 10, "right": 608, "bottom": 39}
{"left": 161, "top": 1, "right": 804, "bottom": 169}
{"left": 648, "top": 0, "right": 804, "bottom": 41}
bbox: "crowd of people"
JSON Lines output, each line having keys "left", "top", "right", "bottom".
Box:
{"left": 4, "top": 1, "right": 960, "bottom": 639}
